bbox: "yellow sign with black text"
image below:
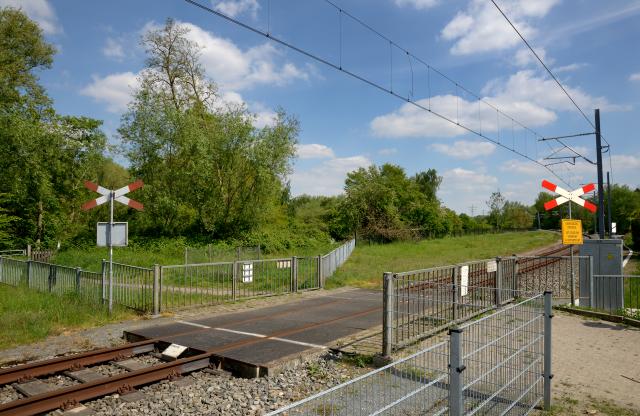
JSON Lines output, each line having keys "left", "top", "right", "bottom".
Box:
{"left": 561, "top": 219, "right": 583, "bottom": 245}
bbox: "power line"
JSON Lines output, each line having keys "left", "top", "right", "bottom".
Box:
{"left": 185, "top": 0, "right": 573, "bottom": 187}
{"left": 489, "top": 1, "right": 600, "bottom": 136}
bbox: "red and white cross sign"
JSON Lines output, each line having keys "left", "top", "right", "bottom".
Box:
{"left": 541, "top": 180, "right": 597, "bottom": 213}
{"left": 81, "top": 180, "right": 144, "bottom": 211}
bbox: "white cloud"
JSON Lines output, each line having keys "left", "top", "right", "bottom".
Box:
{"left": 290, "top": 155, "right": 372, "bottom": 196}
{"left": 554, "top": 63, "right": 587, "bottom": 73}
{"left": 378, "top": 148, "right": 398, "bottom": 156}
{"left": 393, "top": 0, "right": 439, "bottom": 10}
{"left": 630, "top": 73, "right": 640, "bottom": 82}
{"left": 514, "top": 47, "right": 552, "bottom": 68}
{"left": 81, "top": 21, "right": 311, "bottom": 116}
{"left": 102, "top": 37, "right": 125, "bottom": 61}
{"left": 431, "top": 140, "right": 496, "bottom": 159}
{"left": 0, "top": 0, "right": 61, "bottom": 34}
{"left": 213, "top": 0, "right": 259, "bottom": 18}
{"left": 371, "top": 68, "right": 628, "bottom": 140}
{"left": 441, "top": 0, "right": 559, "bottom": 56}
{"left": 439, "top": 167, "right": 498, "bottom": 213}
{"left": 80, "top": 72, "right": 140, "bottom": 113}
{"left": 179, "top": 22, "right": 309, "bottom": 91}
{"left": 296, "top": 144, "right": 335, "bottom": 160}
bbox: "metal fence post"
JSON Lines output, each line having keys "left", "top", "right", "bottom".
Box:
{"left": 317, "top": 255, "right": 323, "bottom": 288}
{"left": 48, "top": 264, "right": 54, "bottom": 292}
{"left": 76, "top": 268, "right": 81, "bottom": 293}
{"left": 291, "top": 256, "right": 298, "bottom": 292}
{"left": 449, "top": 327, "right": 464, "bottom": 416}
{"left": 100, "top": 259, "right": 107, "bottom": 304}
{"left": 153, "top": 264, "right": 160, "bottom": 315}
{"left": 588, "top": 256, "right": 594, "bottom": 308}
{"left": 232, "top": 261, "right": 238, "bottom": 301}
{"left": 544, "top": 291, "right": 553, "bottom": 410}
{"left": 495, "top": 257, "right": 502, "bottom": 307}
{"left": 27, "top": 260, "right": 32, "bottom": 288}
{"left": 382, "top": 272, "right": 394, "bottom": 357}
{"left": 513, "top": 256, "right": 519, "bottom": 297}
{"left": 452, "top": 266, "right": 459, "bottom": 321}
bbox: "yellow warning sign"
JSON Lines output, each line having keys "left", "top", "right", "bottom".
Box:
{"left": 561, "top": 219, "right": 583, "bottom": 245}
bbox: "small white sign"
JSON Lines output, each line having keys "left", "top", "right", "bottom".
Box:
{"left": 242, "top": 262, "right": 253, "bottom": 283}
{"left": 96, "top": 222, "right": 128, "bottom": 247}
{"left": 612, "top": 222, "right": 617, "bottom": 234}
{"left": 161, "top": 343, "right": 188, "bottom": 361}
{"left": 276, "top": 260, "right": 291, "bottom": 269}
{"left": 460, "top": 265, "right": 469, "bottom": 297}
{"left": 486, "top": 260, "right": 497, "bottom": 273}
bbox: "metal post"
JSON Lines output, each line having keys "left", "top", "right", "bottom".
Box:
{"left": 452, "top": 266, "right": 458, "bottom": 321}
{"left": 569, "top": 202, "right": 575, "bottom": 306}
{"left": 495, "top": 257, "right": 502, "bottom": 307}
{"left": 108, "top": 190, "right": 114, "bottom": 314}
{"left": 48, "top": 264, "right": 54, "bottom": 292}
{"left": 595, "top": 109, "right": 605, "bottom": 239}
{"left": 317, "top": 255, "right": 323, "bottom": 288}
{"left": 513, "top": 256, "right": 519, "bottom": 297}
{"left": 101, "top": 259, "right": 106, "bottom": 304}
{"left": 75, "top": 268, "right": 81, "bottom": 293}
{"left": 589, "top": 255, "right": 594, "bottom": 308}
{"left": 291, "top": 256, "right": 298, "bottom": 292}
{"left": 232, "top": 261, "right": 237, "bottom": 301}
{"left": 153, "top": 264, "right": 160, "bottom": 315}
{"left": 606, "top": 171, "right": 612, "bottom": 237}
{"left": 543, "top": 291, "right": 553, "bottom": 410}
{"left": 382, "top": 272, "right": 394, "bottom": 357}
{"left": 449, "top": 327, "right": 464, "bottom": 416}
{"left": 27, "top": 260, "right": 32, "bottom": 288}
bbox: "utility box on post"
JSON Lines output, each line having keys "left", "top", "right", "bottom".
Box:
{"left": 579, "top": 239, "right": 623, "bottom": 310}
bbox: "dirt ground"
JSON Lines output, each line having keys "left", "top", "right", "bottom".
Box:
{"left": 550, "top": 312, "right": 640, "bottom": 415}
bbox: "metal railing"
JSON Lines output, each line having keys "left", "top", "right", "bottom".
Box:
{"left": 157, "top": 256, "right": 321, "bottom": 313}
{"left": 321, "top": 239, "right": 355, "bottom": 281}
{"left": 110, "top": 261, "right": 154, "bottom": 312}
{"left": 383, "top": 256, "right": 586, "bottom": 353}
{"left": 590, "top": 274, "right": 640, "bottom": 319}
{"left": 269, "top": 292, "right": 552, "bottom": 416}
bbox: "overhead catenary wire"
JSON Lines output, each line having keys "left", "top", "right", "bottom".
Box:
{"left": 184, "top": 0, "right": 573, "bottom": 187}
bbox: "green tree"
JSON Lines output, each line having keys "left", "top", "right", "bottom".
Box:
{"left": 120, "top": 19, "right": 298, "bottom": 237}
{"left": 486, "top": 191, "right": 506, "bottom": 229}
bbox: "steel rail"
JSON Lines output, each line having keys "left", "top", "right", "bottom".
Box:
{"left": 0, "top": 340, "right": 156, "bottom": 385}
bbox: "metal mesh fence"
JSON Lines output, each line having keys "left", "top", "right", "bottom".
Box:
{"left": 384, "top": 256, "right": 586, "bottom": 353}
{"left": 455, "top": 295, "right": 546, "bottom": 415}
{"left": 0, "top": 257, "right": 27, "bottom": 286}
{"left": 269, "top": 293, "right": 551, "bottom": 416}
{"left": 267, "top": 341, "right": 450, "bottom": 416}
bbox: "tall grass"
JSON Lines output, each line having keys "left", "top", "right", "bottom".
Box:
{"left": 327, "top": 231, "right": 559, "bottom": 289}
{"left": 0, "top": 284, "right": 136, "bottom": 350}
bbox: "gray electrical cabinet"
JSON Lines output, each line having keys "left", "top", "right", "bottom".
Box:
{"left": 579, "top": 239, "right": 623, "bottom": 311}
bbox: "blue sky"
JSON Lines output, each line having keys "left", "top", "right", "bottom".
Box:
{"left": 5, "top": 0, "right": 640, "bottom": 214}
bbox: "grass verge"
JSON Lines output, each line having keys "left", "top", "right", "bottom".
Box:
{"left": 0, "top": 284, "right": 136, "bottom": 350}
{"left": 327, "top": 231, "right": 559, "bottom": 289}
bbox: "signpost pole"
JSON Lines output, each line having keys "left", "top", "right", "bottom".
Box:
{"left": 569, "top": 202, "right": 575, "bottom": 306}
{"left": 109, "top": 190, "right": 114, "bottom": 314}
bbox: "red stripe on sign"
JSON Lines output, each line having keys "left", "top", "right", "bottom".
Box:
{"left": 84, "top": 180, "right": 99, "bottom": 192}
{"left": 544, "top": 199, "right": 558, "bottom": 211}
{"left": 582, "top": 183, "right": 595, "bottom": 194}
{"left": 81, "top": 199, "right": 97, "bottom": 211}
{"left": 541, "top": 180, "right": 557, "bottom": 192}
{"left": 584, "top": 200, "right": 597, "bottom": 213}
{"left": 128, "top": 199, "right": 144, "bottom": 211}
{"left": 128, "top": 179, "right": 144, "bottom": 193}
